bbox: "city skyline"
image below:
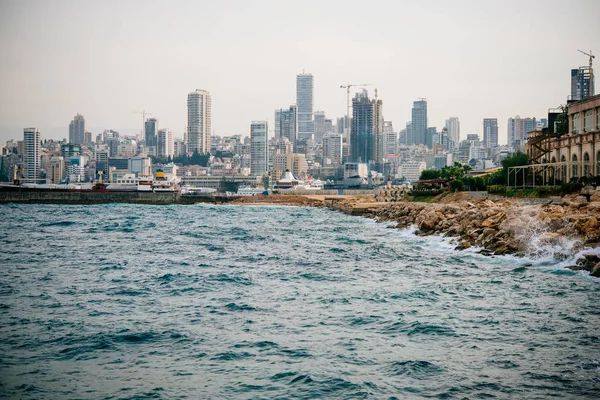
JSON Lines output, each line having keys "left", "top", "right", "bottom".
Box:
{"left": 0, "top": 0, "right": 598, "bottom": 145}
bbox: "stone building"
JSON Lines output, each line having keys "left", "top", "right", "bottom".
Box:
{"left": 525, "top": 94, "right": 600, "bottom": 183}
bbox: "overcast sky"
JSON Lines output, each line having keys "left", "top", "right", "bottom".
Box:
{"left": 1, "top": 0, "right": 599, "bottom": 146}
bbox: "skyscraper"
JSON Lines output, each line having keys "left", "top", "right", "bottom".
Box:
{"left": 383, "top": 121, "right": 397, "bottom": 156}
{"left": 69, "top": 114, "right": 85, "bottom": 144}
{"left": 274, "top": 105, "right": 298, "bottom": 149}
{"left": 23, "top": 128, "right": 41, "bottom": 182}
{"left": 187, "top": 89, "right": 212, "bottom": 154}
{"left": 445, "top": 117, "right": 460, "bottom": 145}
{"left": 296, "top": 72, "right": 314, "bottom": 142}
{"left": 483, "top": 118, "right": 499, "bottom": 148}
{"left": 571, "top": 67, "right": 594, "bottom": 101}
{"left": 411, "top": 99, "right": 427, "bottom": 146}
{"left": 145, "top": 118, "right": 158, "bottom": 149}
{"left": 350, "top": 90, "right": 383, "bottom": 167}
{"left": 250, "top": 121, "right": 268, "bottom": 176}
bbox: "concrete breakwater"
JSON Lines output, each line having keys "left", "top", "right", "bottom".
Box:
{"left": 0, "top": 189, "right": 237, "bottom": 205}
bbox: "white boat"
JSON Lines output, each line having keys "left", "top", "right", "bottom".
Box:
{"left": 106, "top": 174, "right": 153, "bottom": 191}
{"left": 236, "top": 186, "right": 264, "bottom": 196}
{"left": 181, "top": 185, "right": 217, "bottom": 195}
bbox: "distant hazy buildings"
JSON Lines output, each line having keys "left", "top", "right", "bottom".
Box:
{"left": 23, "top": 128, "right": 41, "bottom": 182}
{"left": 350, "top": 90, "right": 382, "bottom": 167}
{"left": 296, "top": 72, "right": 314, "bottom": 142}
{"left": 445, "top": 117, "right": 460, "bottom": 145}
{"left": 383, "top": 121, "right": 397, "bottom": 156}
{"left": 483, "top": 118, "right": 498, "bottom": 148}
{"left": 250, "top": 121, "right": 268, "bottom": 176}
{"left": 275, "top": 105, "right": 298, "bottom": 149}
{"left": 69, "top": 114, "right": 85, "bottom": 145}
{"left": 508, "top": 116, "right": 537, "bottom": 148}
{"left": 187, "top": 89, "right": 212, "bottom": 154}
{"left": 410, "top": 99, "right": 427, "bottom": 146}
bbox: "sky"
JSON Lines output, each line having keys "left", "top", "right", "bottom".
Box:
{"left": 0, "top": 0, "right": 599, "bottom": 146}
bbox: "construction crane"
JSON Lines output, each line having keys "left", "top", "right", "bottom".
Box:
{"left": 577, "top": 49, "right": 595, "bottom": 98}
{"left": 133, "top": 110, "right": 152, "bottom": 140}
{"left": 340, "top": 83, "right": 373, "bottom": 141}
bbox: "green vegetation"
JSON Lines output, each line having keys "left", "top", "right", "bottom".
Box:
{"left": 440, "top": 162, "right": 472, "bottom": 181}
{"left": 449, "top": 179, "right": 464, "bottom": 191}
{"left": 150, "top": 150, "right": 210, "bottom": 167}
{"left": 419, "top": 170, "right": 441, "bottom": 180}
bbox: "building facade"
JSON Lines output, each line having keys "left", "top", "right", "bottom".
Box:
{"left": 411, "top": 99, "right": 427, "bottom": 146}
{"left": 571, "top": 67, "right": 594, "bottom": 101}
{"left": 275, "top": 105, "right": 298, "bottom": 150}
{"left": 483, "top": 118, "right": 499, "bottom": 148}
{"left": 69, "top": 114, "right": 85, "bottom": 144}
{"left": 145, "top": 118, "right": 158, "bottom": 152}
{"left": 322, "top": 132, "right": 343, "bottom": 166}
{"left": 187, "top": 89, "right": 212, "bottom": 154}
{"left": 296, "top": 73, "right": 314, "bottom": 142}
{"left": 350, "top": 90, "right": 383, "bottom": 167}
{"left": 48, "top": 156, "right": 64, "bottom": 183}
{"left": 525, "top": 94, "right": 600, "bottom": 182}
{"left": 157, "top": 128, "right": 174, "bottom": 158}
{"left": 445, "top": 117, "right": 460, "bottom": 145}
{"left": 250, "top": 121, "right": 268, "bottom": 176}
{"left": 508, "top": 116, "right": 537, "bottom": 148}
{"left": 23, "top": 128, "right": 41, "bottom": 182}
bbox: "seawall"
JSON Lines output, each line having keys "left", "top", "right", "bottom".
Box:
{"left": 0, "top": 190, "right": 237, "bottom": 205}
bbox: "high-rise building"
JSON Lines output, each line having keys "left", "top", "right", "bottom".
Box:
{"left": 350, "top": 90, "right": 383, "bottom": 167}
{"left": 445, "top": 117, "right": 460, "bottom": 145}
{"left": 483, "top": 118, "right": 499, "bottom": 148}
{"left": 411, "top": 99, "right": 428, "bottom": 146}
{"left": 187, "top": 89, "right": 212, "bottom": 154}
{"left": 313, "top": 111, "right": 327, "bottom": 143}
{"left": 508, "top": 116, "right": 537, "bottom": 148}
{"left": 296, "top": 72, "right": 314, "bottom": 142}
{"left": 48, "top": 156, "right": 64, "bottom": 183}
{"left": 275, "top": 105, "right": 298, "bottom": 149}
{"left": 145, "top": 118, "right": 158, "bottom": 149}
{"left": 383, "top": 121, "right": 397, "bottom": 156}
{"left": 426, "top": 127, "right": 437, "bottom": 149}
{"left": 95, "top": 150, "right": 109, "bottom": 180}
{"left": 322, "top": 132, "right": 343, "bottom": 165}
{"left": 23, "top": 128, "right": 41, "bottom": 182}
{"left": 158, "top": 128, "right": 174, "bottom": 158}
{"left": 69, "top": 114, "right": 85, "bottom": 144}
{"left": 571, "top": 67, "right": 594, "bottom": 101}
{"left": 250, "top": 121, "right": 268, "bottom": 176}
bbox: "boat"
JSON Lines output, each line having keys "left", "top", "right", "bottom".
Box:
{"left": 236, "top": 186, "right": 265, "bottom": 196}
{"left": 152, "top": 169, "right": 178, "bottom": 192}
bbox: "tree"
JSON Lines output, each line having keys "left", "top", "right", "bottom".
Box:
{"left": 440, "top": 162, "right": 472, "bottom": 181}
{"left": 419, "top": 169, "right": 441, "bottom": 180}
{"left": 450, "top": 179, "right": 464, "bottom": 191}
{"left": 501, "top": 151, "right": 529, "bottom": 186}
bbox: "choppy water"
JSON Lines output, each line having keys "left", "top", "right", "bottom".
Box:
{"left": 0, "top": 203, "right": 599, "bottom": 399}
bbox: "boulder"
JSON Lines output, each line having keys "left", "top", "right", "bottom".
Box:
{"left": 455, "top": 241, "right": 472, "bottom": 250}
{"left": 591, "top": 262, "right": 600, "bottom": 278}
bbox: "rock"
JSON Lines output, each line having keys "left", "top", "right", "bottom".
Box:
{"left": 583, "top": 254, "right": 600, "bottom": 264}
{"left": 455, "top": 241, "right": 472, "bottom": 250}
{"left": 591, "top": 262, "right": 600, "bottom": 277}
{"left": 566, "top": 265, "right": 585, "bottom": 271}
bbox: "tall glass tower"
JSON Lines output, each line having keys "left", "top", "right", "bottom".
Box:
{"left": 296, "top": 73, "right": 314, "bottom": 143}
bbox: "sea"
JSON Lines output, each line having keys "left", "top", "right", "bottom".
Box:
{"left": 0, "top": 203, "right": 599, "bottom": 399}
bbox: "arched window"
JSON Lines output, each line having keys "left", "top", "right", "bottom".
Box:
{"left": 584, "top": 153, "right": 590, "bottom": 177}
{"left": 572, "top": 154, "right": 578, "bottom": 179}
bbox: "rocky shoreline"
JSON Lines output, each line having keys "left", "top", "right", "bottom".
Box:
{"left": 233, "top": 192, "right": 600, "bottom": 277}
